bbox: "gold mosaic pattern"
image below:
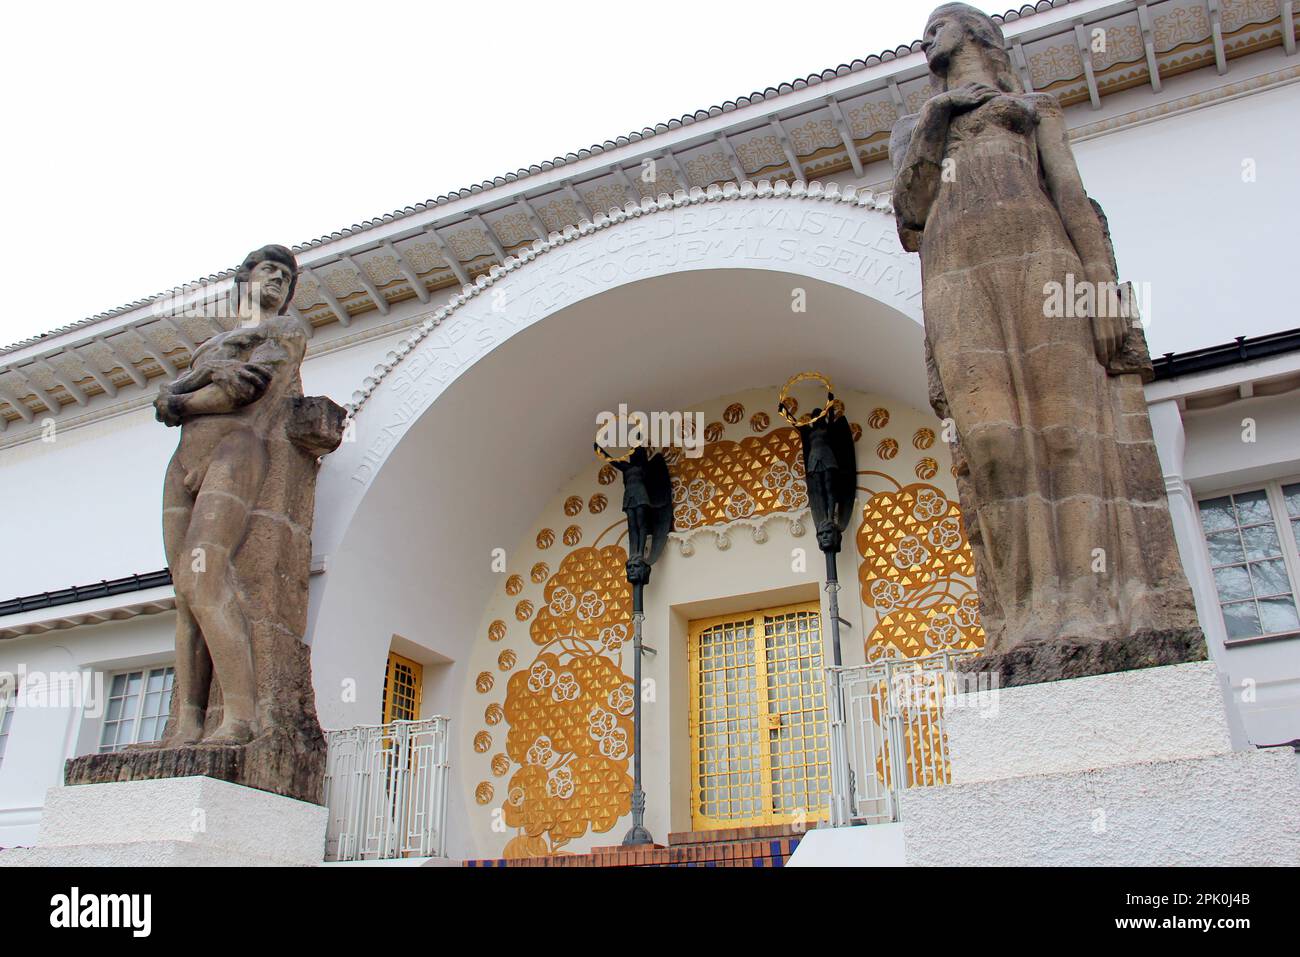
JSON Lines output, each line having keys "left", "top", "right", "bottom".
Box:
{"left": 857, "top": 482, "right": 985, "bottom": 661}
{"left": 668, "top": 427, "right": 808, "bottom": 530}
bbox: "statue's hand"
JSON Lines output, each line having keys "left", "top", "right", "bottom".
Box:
{"left": 213, "top": 361, "right": 273, "bottom": 406}
{"left": 938, "top": 83, "right": 1000, "bottom": 115}
{"left": 153, "top": 391, "right": 183, "bottom": 427}
{"left": 1092, "top": 313, "right": 1127, "bottom": 366}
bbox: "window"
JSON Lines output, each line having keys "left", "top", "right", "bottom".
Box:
{"left": 382, "top": 652, "right": 423, "bottom": 723}
{"left": 1198, "top": 482, "right": 1300, "bottom": 642}
{"left": 687, "top": 601, "right": 830, "bottom": 830}
{"left": 0, "top": 683, "right": 15, "bottom": 769}
{"left": 98, "top": 667, "right": 175, "bottom": 753}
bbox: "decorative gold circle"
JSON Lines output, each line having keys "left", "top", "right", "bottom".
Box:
{"left": 916, "top": 457, "right": 939, "bottom": 480}
{"left": 777, "top": 371, "right": 834, "bottom": 426}
{"left": 564, "top": 495, "right": 583, "bottom": 516}
{"left": 877, "top": 438, "right": 899, "bottom": 460}
{"left": 951, "top": 463, "right": 960, "bottom": 477}
{"left": 505, "top": 574, "right": 524, "bottom": 596}
{"left": 484, "top": 703, "right": 504, "bottom": 726}
{"left": 913, "top": 428, "right": 936, "bottom": 450}
{"left": 488, "top": 619, "right": 507, "bottom": 642}
{"left": 783, "top": 396, "right": 799, "bottom": 417}
{"left": 563, "top": 525, "right": 582, "bottom": 546}
{"left": 491, "top": 753, "right": 510, "bottom": 777}
{"left": 475, "top": 782, "right": 494, "bottom": 805}
{"left": 868, "top": 407, "right": 890, "bottom": 429}
{"left": 750, "top": 411, "right": 770, "bottom": 432}
{"left": 473, "top": 730, "right": 492, "bottom": 752}
{"left": 723, "top": 403, "right": 745, "bottom": 424}
{"left": 536, "top": 528, "right": 554, "bottom": 549}
{"left": 663, "top": 448, "right": 682, "bottom": 466}
{"left": 588, "top": 493, "right": 607, "bottom": 514}
{"left": 851, "top": 423, "right": 863, "bottom": 442}
{"left": 597, "top": 465, "right": 617, "bottom": 486}
{"left": 475, "top": 671, "right": 495, "bottom": 693}
{"left": 497, "top": 649, "right": 518, "bottom": 671}
{"left": 515, "top": 599, "right": 534, "bottom": 621}
{"left": 704, "top": 421, "right": 724, "bottom": 443}
{"left": 530, "top": 561, "right": 549, "bottom": 583}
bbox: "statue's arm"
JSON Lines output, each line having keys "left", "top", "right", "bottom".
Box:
{"left": 890, "top": 103, "right": 949, "bottom": 240}
{"left": 1032, "top": 93, "right": 1123, "bottom": 362}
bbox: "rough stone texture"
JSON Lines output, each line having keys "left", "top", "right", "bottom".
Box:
{"left": 0, "top": 777, "right": 327, "bottom": 867}
{"left": 900, "top": 749, "right": 1300, "bottom": 866}
{"left": 889, "top": 6, "right": 1202, "bottom": 676}
{"left": 65, "top": 247, "right": 345, "bottom": 805}
{"left": 947, "top": 661, "right": 1232, "bottom": 783}
{"left": 957, "top": 626, "right": 1207, "bottom": 687}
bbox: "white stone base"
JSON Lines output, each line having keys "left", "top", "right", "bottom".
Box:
{"left": 947, "top": 661, "right": 1234, "bottom": 783}
{"left": 786, "top": 822, "right": 907, "bottom": 867}
{"left": 901, "top": 748, "right": 1300, "bottom": 866}
{"left": 0, "top": 776, "right": 327, "bottom": 867}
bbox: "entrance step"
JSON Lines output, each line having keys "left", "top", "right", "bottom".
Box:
{"left": 463, "top": 825, "right": 806, "bottom": 867}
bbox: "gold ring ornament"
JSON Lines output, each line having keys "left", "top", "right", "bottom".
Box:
{"left": 594, "top": 424, "right": 642, "bottom": 464}
{"left": 778, "top": 371, "right": 834, "bottom": 427}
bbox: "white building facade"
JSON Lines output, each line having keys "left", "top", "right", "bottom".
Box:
{"left": 1, "top": 0, "right": 1298, "bottom": 862}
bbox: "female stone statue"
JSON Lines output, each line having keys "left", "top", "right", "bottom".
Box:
{"left": 891, "top": 4, "right": 1199, "bottom": 667}
{"left": 154, "top": 245, "right": 308, "bottom": 744}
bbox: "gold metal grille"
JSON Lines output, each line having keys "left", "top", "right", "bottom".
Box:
{"left": 382, "top": 652, "right": 423, "bottom": 724}
{"left": 687, "top": 601, "right": 830, "bottom": 830}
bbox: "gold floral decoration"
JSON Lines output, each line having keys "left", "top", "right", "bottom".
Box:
{"left": 868, "top": 407, "right": 890, "bottom": 429}
{"left": 515, "top": 599, "right": 535, "bottom": 621}
{"left": 488, "top": 619, "right": 507, "bottom": 642}
{"left": 598, "top": 465, "right": 617, "bottom": 485}
{"left": 498, "top": 649, "right": 518, "bottom": 671}
{"left": 476, "top": 671, "right": 495, "bottom": 693}
{"left": 505, "top": 574, "right": 524, "bottom": 596}
{"left": 723, "top": 403, "right": 745, "bottom": 424}
{"left": 750, "top": 412, "right": 770, "bottom": 432}
{"left": 704, "top": 421, "right": 725, "bottom": 443}
{"left": 851, "top": 423, "right": 863, "bottom": 442}
{"left": 913, "top": 428, "right": 936, "bottom": 450}
{"left": 857, "top": 482, "right": 984, "bottom": 661}
{"left": 562, "top": 525, "right": 583, "bottom": 546}
{"left": 588, "top": 494, "right": 607, "bottom": 514}
{"left": 530, "top": 562, "right": 550, "bottom": 583}
{"left": 668, "top": 427, "right": 808, "bottom": 531}
{"left": 484, "top": 703, "right": 504, "bottom": 726}
{"left": 876, "top": 438, "right": 899, "bottom": 460}
{"left": 474, "top": 730, "right": 493, "bottom": 752}
{"left": 476, "top": 782, "right": 495, "bottom": 805}
{"left": 536, "top": 528, "right": 555, "bottom": 549}
{"left": 915, "top": 458, "right": 939, "bottom": 480}
{"left": 491, "top": 753, "right": 511, "bottom": 777}
{"left": 564, "top": 496, "right": 584, "bottom": 516}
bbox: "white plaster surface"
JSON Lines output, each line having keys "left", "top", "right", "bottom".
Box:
{"left": 901, "top": 748, "right": 1300, "bottom": 866}
{"left": 2, "top": 776, "right": 327, "bottom": 867}
{"left": 786, "top": 822, "right": 906, "bottom": 867}
{"left": 948, "top": 661, "right": 1235, "bottom": 784}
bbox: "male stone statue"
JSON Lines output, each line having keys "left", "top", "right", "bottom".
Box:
{"left": 889, "top": 4, "right": 1204, "bottom": 683}
{"left": 66, "top": 244, "right": 345, "bottom": 801}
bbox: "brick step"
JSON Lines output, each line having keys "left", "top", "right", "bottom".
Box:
{"left": 667, "top": 824, "right": 805, "bottom": 846}
{"left": 463, "top": 831, "right": 803, "bottom": 868}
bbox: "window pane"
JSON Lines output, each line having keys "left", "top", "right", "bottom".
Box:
{"left": 1221, "top": 601, "right": 1261, "bottom": 640}
{"left": 1198, "top": 497, "right": 1236, "bottom": 533}
{"left": 1241, "top": 523, "right": 1282, "bottom": 561}
{"left": 1258, "top": 597, "right": 1300, "bottom": 636}
{"left": 1213, "top": 565, "right": 1253, "bottom": 602}
{"left": 1249, "top": 559, "right": 1291, "bottom": 598}
{"left": 1282, "top": 483, "right": 1300, "bottom": 519}
{"left": 1234, "top": 490, "right": 1272, "bottom": 526}
{"left": 1205, "top": 531, "right": 1243, "bottom": 567}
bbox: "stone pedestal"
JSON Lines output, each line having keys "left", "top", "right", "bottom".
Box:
{"left": 900, "top": 661, "right": 1300, "bottom": 865}
{"left": 0, "top": 776, "right": 327, "bottom": 867}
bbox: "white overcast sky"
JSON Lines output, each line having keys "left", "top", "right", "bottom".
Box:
{"left": 0, "top": 0, "right": 1001, "bottom": 348}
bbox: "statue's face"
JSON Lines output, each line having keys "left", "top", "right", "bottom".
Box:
{"left": 249, "top": 259, "right": 293, "bottom": 313}
{"left": 922, "top": 6, "right": 987, "bottom": 72}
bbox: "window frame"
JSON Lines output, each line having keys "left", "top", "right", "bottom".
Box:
{"left": 97, "top": 665, "right": 175, "bottom": 754}
{"left": 1196, "top": 475, "right": 1300, "bottom": 648}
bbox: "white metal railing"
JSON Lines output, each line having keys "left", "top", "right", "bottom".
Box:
{"left": 323, "top": 716, "right": 450, "bottom": 861}
{"left": 826, "top": 649, "right": 981, "bottom": 826}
